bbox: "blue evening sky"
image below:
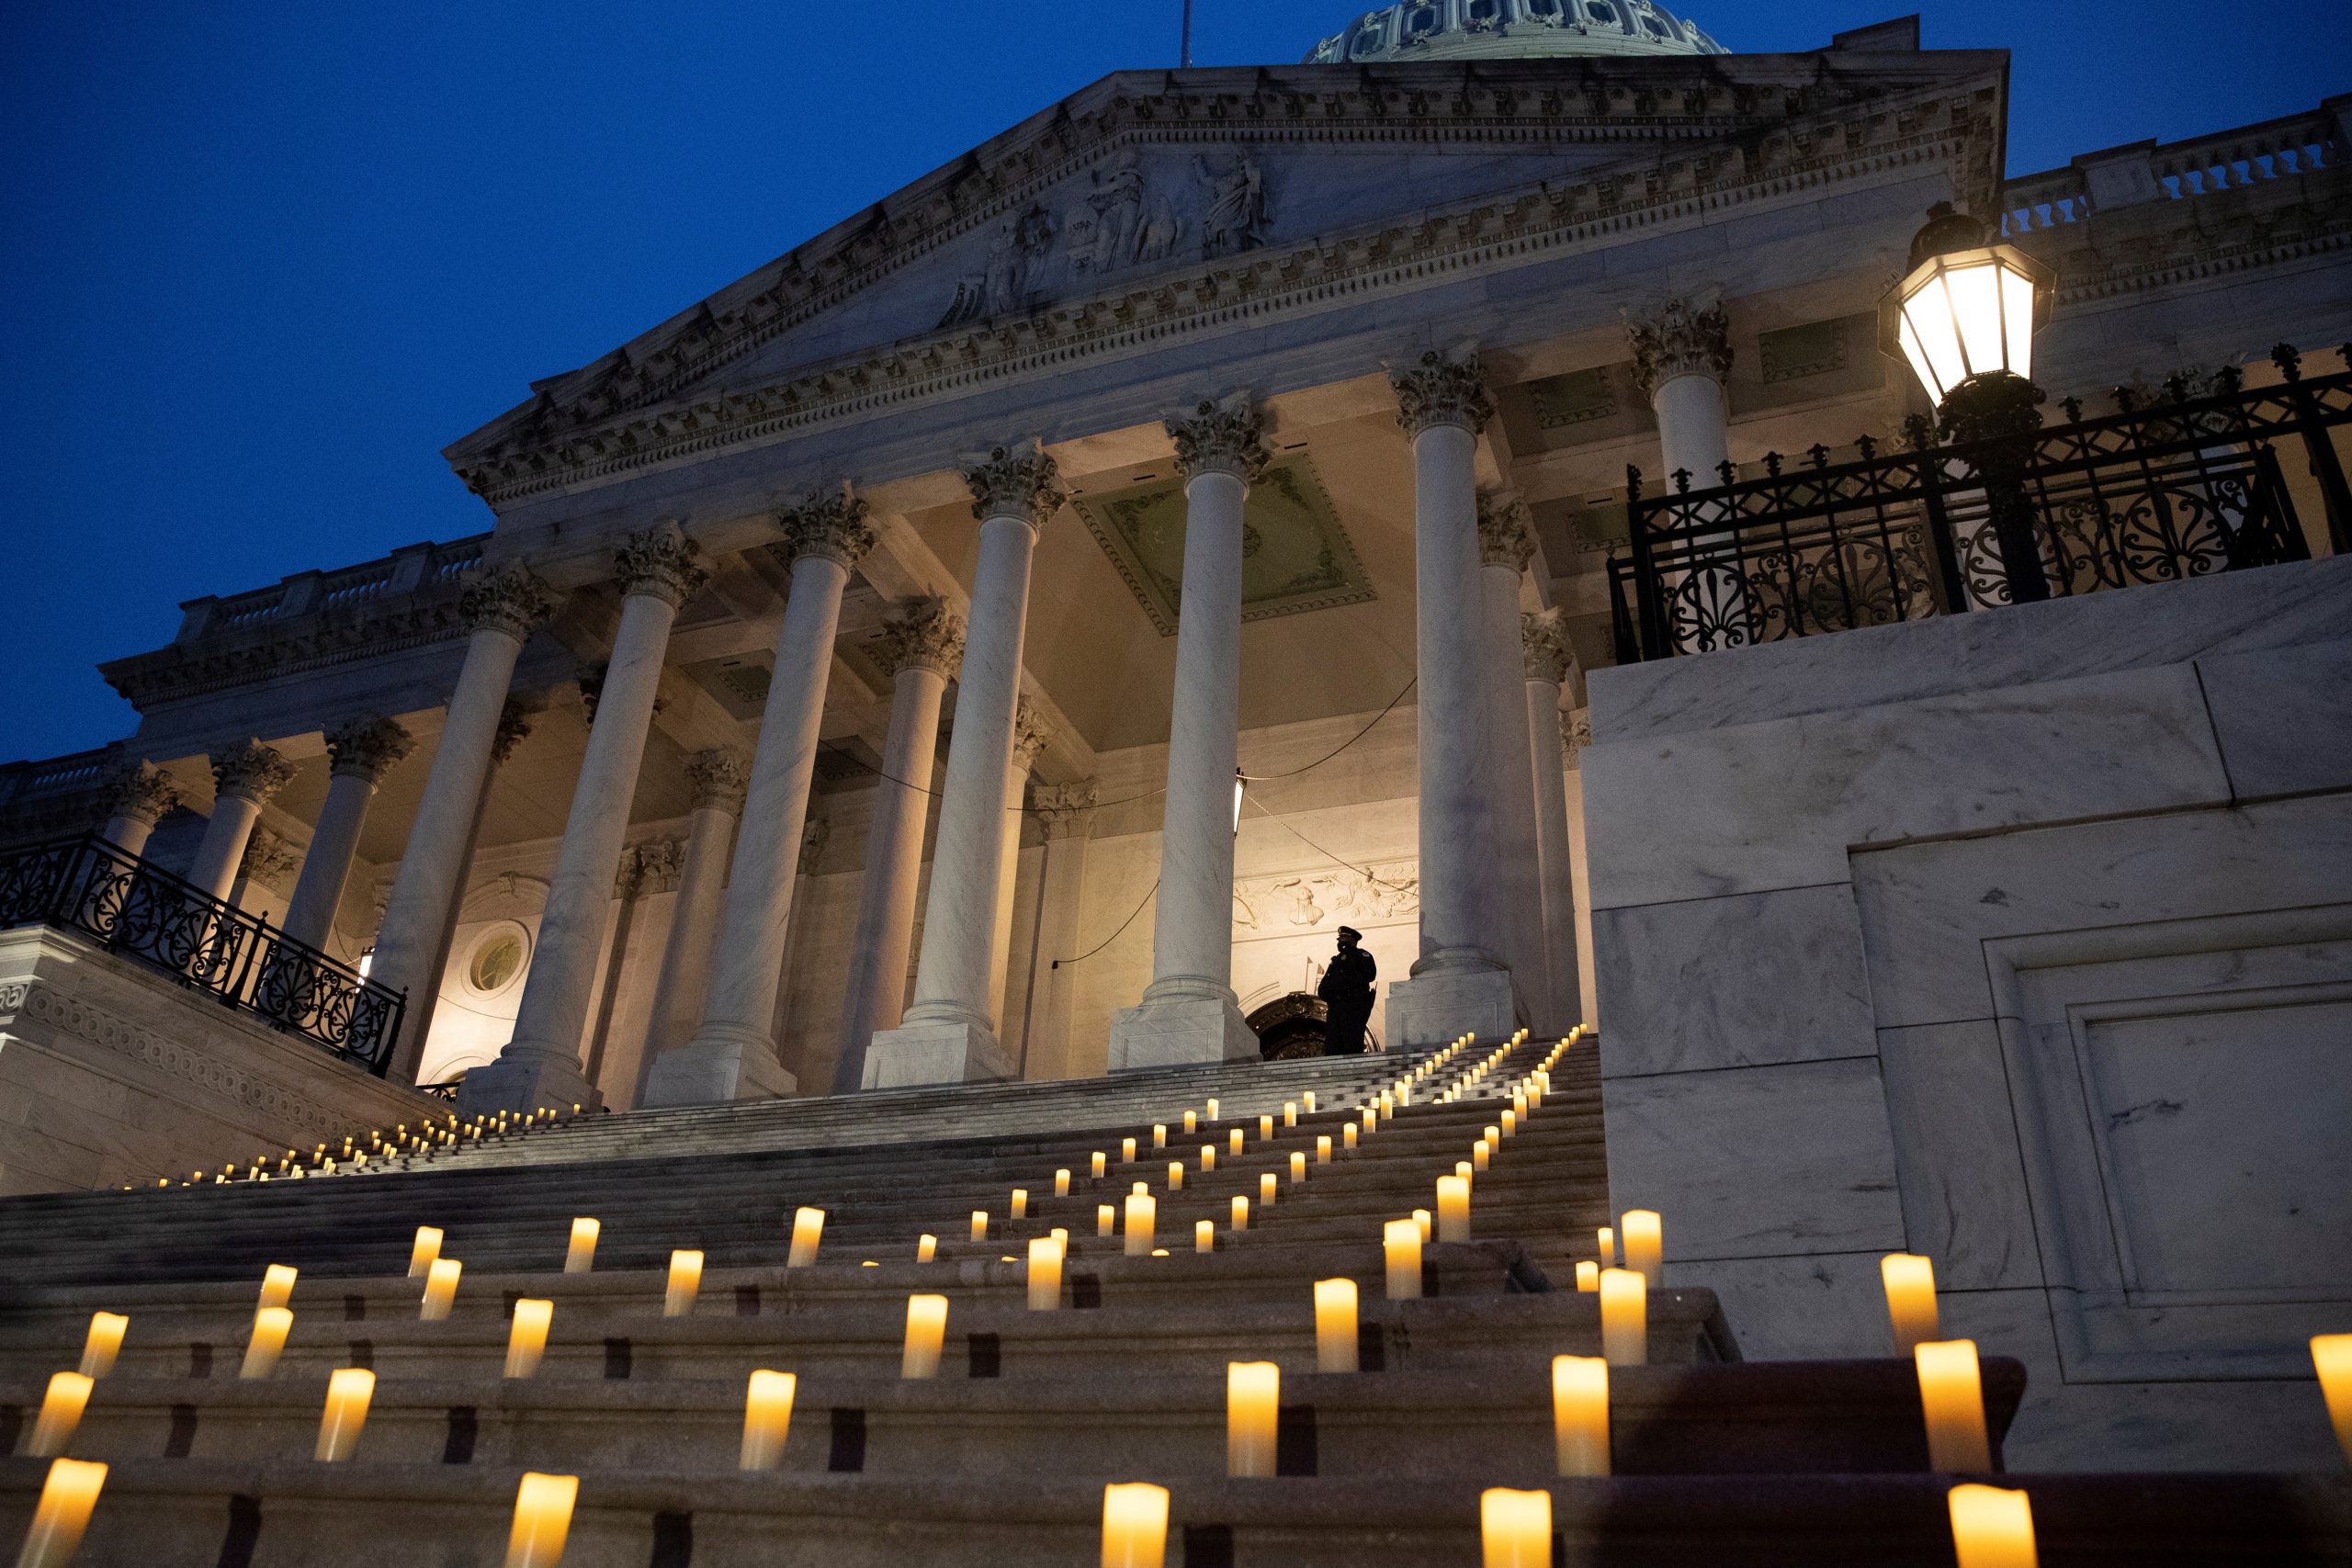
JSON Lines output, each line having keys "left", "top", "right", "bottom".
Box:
{"left": 4, "top": 2, "right": 2345, "bottom": 760}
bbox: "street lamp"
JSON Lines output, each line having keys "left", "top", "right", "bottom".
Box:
{"left": 1881, "top": 203, "right": 2057, "bottom": 602}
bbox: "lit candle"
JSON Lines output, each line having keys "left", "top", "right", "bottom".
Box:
{"left": 1122, "top": 1137, "right": 1136, "bottom": 1164}
{"left": 740, "top": 1369, "right": 796, "bottom": 1470}
{"left": 565, "top": 1218, "right": 599, "bottom": 1274}
{"left": 1472, "top": 1139, "right": 1490, "bottom": 1172}
{"left": 1600, "top": 1268, "right": 1646, "bottom": 1366}
{"left": 1182, "top": 1111, "right": 1197, "bottom": 1134}
{"left": 16, "top": 1457, "right": 106, "bottom": 1568}
{"left": 1205, "top": 1098, "right": 1219, "bottom": 1122}
{"left": 1283, "top": 1102, "right": 1297, "bottom": 1128}
{"left": 240, "top": 1307, "right": 292, "bottom": 1380}
{"left": 1101, "top": 1482, "right": 1170, "bottom": 1568}
{"left": 1622, "top": 1210, "right": 1662, "bottom": 1282}
{"left": 1343, "top": 1124, "right": 1358, "bottom": 1153}
{"left": 1502, "top": 1109, "right": 1519, "bottom": 1136}
{"left": 421, "top": 1258, "right": 463, "bottom": 1322}
{"left": 1413, "top": 1209, "right": 1431, "bottom": 1243}
{"left": 2316, "top": 1335, "right": 2352, "bottom": 1465}
{"left": 315, "top": 1367, "right": 375, "bottom": 1461}
{"left": 79, "top": 1313, "right": 128, "bottom": 1379}
{"left": 917, "top": 1234, "right": 938, "bottom": 1262}
{"left": 1436, "top": 1175, "right": 1470, "bottom": 1242}
{"left": 1166, "top": 1162, "right": 1183, "bottom": 1191}
{"left": 1195, "top": 1220, "right": 1216, "bottom": 1255}
{"left": 1552, "top": 1354, "right": 1610, "bottom": 1476}
{"left": 1317, "top": 1134, "right": 1332, "bottom": 1165}
{"left": 1455, "top": 1160, "right": 1475, "bottom": 1186}
{"left": 1915, "top": 1339, "right": 1992, "bottom": 1472}
{"left": 1097, "top": 1204, "right": 1115, "bottom": 1237}
{"left": 1315, "top": 1278, "right": 1359, "bottom": 1372}
{"left": 1882, "top": 1253, "right": 1940, "bottom": 1355}
{"left": 257, "top": 1264, "right": 297, "bottom": 1312}
{"left": 1384, "top": 1218, "right": 1423, "bottom": 1300}
{"left": 1259, "top": 1172, "right": 1277, "bottom": 1208}
{"left": 1304, "top": 1091, "right": 1317, "bottom": 1113}
{"left": 786, "top": 1206, "right": 826, "bottom": 1268}
{"left": 1947, "top": 1483, "right": 2038, "bottom": 1568}
{"left": 1289, "top": 1151, "right": 1306, "bottom": 1184}
{"left": 663, "top": 1251, "right": 702, "bottom": 1318}
{"left": 1484, "top": 1123, "right": 1499, "bottom": 1148}
{"left": 1480, "top": 1487, "right": 1552, "bottom": 1568}
{"left": 408, "top": 1226, "right": 444, "bottom": 1279}
{"left": 901, "top": 1294, "right": 948, "bottom": 1378}
{"left": 1365, "top": 1105, "right": 1381, "bottom": 1131}
{"left": 1230, "top": 1195, "right": 1250, "bottom": 1232}
{"left": 1028, "top": 1235, "right": 1066, "bottom": 1310}
{"left": 1124, "top": 1192, "right": 1156, "bottom": 1257}
{"left": 1260, "top": 1114, "right": 1274, "bottom": 1141}
{"left": 504, "top": 1298, "right": 552, "bottom": 1379}
{"left": 28, "top": 1372, "right": 92, "bottom": 1457}
{"left": 1229, "top": 1129, "right": 1245, "bottom": 1157}
{"left": 971, "top": 1211, "right": 989, "bottom": 1243}
{"left": 1597, "top": 1227, "right": 1616, "bottom": 1269}
{"left": 1575, "top": 1260, "right": 1600, "bottom": 1292}
{"left": 1056, "top": 1168, "right": 1072, "bottom": 1198}
{"left": 1092, "top": 1151, "right": 1108, "bottom": 1179}
{"left": 1148, "top": 1123, "right": 1166, "bottom": 1153}
{"left": 503, "top": 1472, "right": 577, "bottom": 1568}
{"left": 1227, "top": 1361, "right": 1280, "bottom": 1477}
{"left": 1012, "top": 1189, "right": 1030, "bottom": 1219}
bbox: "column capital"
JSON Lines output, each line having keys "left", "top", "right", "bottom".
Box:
{"left": 210, "top": 739, "right": 298, "bottom": 805}
{"left": 98, "top": 761, "right": 180, "bottom": 828}
{"left": 779, "top": 484, "right": 876, "bottom": 570}
{"left": 875, "top": 597, "right": 966, "bottom": 680}
{"left": 1012, "top": 697, "right": 1054, "bottom": 770}
{"left": 1625, "top": 295, "right": 1733, "bottom": 399}
{"left": 614, "top": 520, "right": 710, "bottom": 608}
{"left": 1521, "top": 607, "right": 1577, "bottom": 686}
{"left": 1476, "top": 487, "right": 1535, "bottom": 571}
{"left": 1563, "top": 707, "right": 1593, "bottom": 752}
{"left": 684, "top": 748, "right": 752, "bottom": 814}
{"left": 1164, "top": 391, "right": 1270, "bottom": 484}
{"left": 1033, "top": 778, "right": 1099, "bottom": 840}
{"left": 1389, "top": 348, "right": 1495, "bottom": 437}
{"left": 324, "top": 716, "right": 415, "bottom": 784}
{"left": 458, "top": 563, "right": 558, "bottom": 641}
{"left": 960, "top": 442, "right": 1067, "bottom": 529}
{"left": 489, "top": 700, "right": 536, "bottom": 766}
{"left": 238, "top": 824, "right": 301, "bottom": 891}
{"left": 798, "top": 816, "right": 832, "bottom": 875}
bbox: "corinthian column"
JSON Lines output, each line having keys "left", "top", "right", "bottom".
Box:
{"left": 1628, "top": 296, "right": 1745, "bottom": 650}
{"left": 1108, "top": 391, "right": 1268, "bottom": 1070}
{"left": 1475, "top": 488, "right": 1548, "bottom": 1022}
{"left": 281, "top": 717, "right": 413, "bottom": 950}
{"left": 1521, "top": 608, "right": 1585, "bottom": 1033}
{"left": 866, "top": 443, "right": 1061, "bottom": 1089}
{"left": 989, "top": 698, "right": 1051, "bottom": 1027}
{"left": 628, "top": 747, "right": 749, "bottom": 1102}
{"left": 465, "top": 523, "right": 707, "bottom": 1114}
{"left": 1381, "top": 350, "right": 1517, "bottom": 1048}
{"left": 379, "top": 565, "right": 555, "bottom": 1081}
{"left": 647, "top": 490, "right": 872, "bottom": 1108}
{"left": 187, "top": 741, "right": 299, "bottom": 903}
{"left": 97, "top": 762, "right": 180, "bottom": 859}
{"left": 832, "top": 599, "right": 964, "bottom": 1094}
{"left": 401, "top": 701, "right": 534, "bottom": 1074}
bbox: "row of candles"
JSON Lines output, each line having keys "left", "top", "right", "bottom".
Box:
{"left": 139, "top": 1102, "right": 586, "bottom": 1190}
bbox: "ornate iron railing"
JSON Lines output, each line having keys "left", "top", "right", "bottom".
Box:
{"left": 1608, "top": 344, "right": 2352, "bottom": 662}
{"left": 0, "top": 834, "right": 405, "bottom": 1076}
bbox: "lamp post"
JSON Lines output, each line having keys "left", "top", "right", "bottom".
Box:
{"left": 1881, "top": 203, "right": 2056, "bottom": 604}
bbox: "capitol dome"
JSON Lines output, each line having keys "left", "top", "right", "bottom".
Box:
{"left": 1306, "top": 0, "right": 1726, "bottom": 63}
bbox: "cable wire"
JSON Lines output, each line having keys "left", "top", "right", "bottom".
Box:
{"left": 1049, "top": 876, "right": 1159, "bottom": 969}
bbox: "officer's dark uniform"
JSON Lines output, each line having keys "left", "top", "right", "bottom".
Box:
{"left": 1317, "top": 925, "right": 1377, "bottom": 1055}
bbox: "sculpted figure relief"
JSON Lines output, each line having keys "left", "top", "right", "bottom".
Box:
{"left": 1196, "top": 153, "right": 1269, "bottom": 257}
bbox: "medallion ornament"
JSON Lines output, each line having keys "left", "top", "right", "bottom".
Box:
{"left": 1625, "top": 296, "right": 1734, "bottom": 398}
{"left": 1390, "top": 349, "right": 1495, "bottom": 437}
{"left": 874, "top": 597, "right": 967, "bottom": 680}
{"left": 324, "top": 716, "right": 415, "bottom": 784}
{"left": 1476, "top": 488, "right": 1536, "bottom": 571}
{"left": 1165, "top": 391, "right": 1270, "bottom": 484}
{"left": 961, "top": 443, "right": 1068, "bottom": 528}
{"left": 781, "top": 484, "right": 876, "bottom": 569}
{"left": 210, "top": 739, "right": 298, "bottom": 805}
{"left": 458, "top": 563, "right": 558, "bottom": 641}
{"left": 614, "top": 520, "right": 711, "bottom": 608}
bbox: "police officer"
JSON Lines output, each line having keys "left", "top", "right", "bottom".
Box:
{"left": 1317, "top": 925, "right": 1376, "bottom": 1055}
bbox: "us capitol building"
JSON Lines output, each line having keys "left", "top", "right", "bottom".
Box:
{"left": 2, "top": 5, "right": 2349, "bottom": 1554}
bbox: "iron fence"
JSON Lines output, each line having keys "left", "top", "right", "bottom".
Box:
{"left": 0, "top": 834, "right": 404, "bottom": 1076}
{"left": 1609, "top": 344, "right": 2352, "bottom": 661}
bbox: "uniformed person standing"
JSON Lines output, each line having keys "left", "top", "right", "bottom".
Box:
{"left": 1317, "top": 925, "right": 1377, "bottom": 1055}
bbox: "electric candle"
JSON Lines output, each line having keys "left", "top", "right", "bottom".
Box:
{"left": 1484, "top": 1123, "right": 1500, "bottom": 1148}
{"left": 917, "top": 1234, "right": 938, "bottom": 1262}
{"left": 1315, "top": 1278, "right": 1359, "bottom": 1372}
{"left": 1152, "top": 1123, "right": 1167, "bottom": 1150}
{"left": 1504, "top": 1108, "right": 1520, "bottom": 1135}
{"left": 663, "top": 1251, "right": 702, "bottom": 1318}
{"left": 740, "top": 1370, "right": 796, "bottom": 1470}
{"left": 1384, "top": 1218, "right": 1423, "bottom": 1300}
{"left": 1201, "top": 1145, "right": 1216, "bottom": 1172}
{"left": 1915, "top": 1339, "right": 1992, "bottom": 1472}
{"left": 315, "top": 1367, "right": 374, "bottom": 1461}
{"left": 1289, "top": 1151, "right": 1306, "bottom": 1184}
{"left": 1012, "top": 1189, "right": 1030, "bottom": 1219}
{"left": 1259, "top": 1172, "right": 1277, "bottom": 1208}
{"left": 1413, "top": 1209, "right": 1431, "bottom": 1242}
{"left": 78, "top": 1314, "right": 127, "bottom": 1380}
{"left": 1575, "top": 1260, "right": 1600, "bottom": 1292}
{"left": 1622, "top": 1211, "right": 1663, "bottom": 1282}
{"left": 504, "top": 1472, "right": 577, "bottom": 1568}
{"left": 408, "top": 1226, "right": 444, "bottom": 1279}
{"left": 1057, "top": 1168, "right": 1073, "bottom": 1198}
{"left": 1098, "top": 1204, "right": 1116, "bottom": 1237}
{"left": 1230, "top": 1195, "right": 1249, "bottom": 1232}
{"left": 2316, "top": 1334, "right": 2352, "bottom": 1465}
{"left": 258, "top": 1264, "right": 297, "bottom": 1312}
{"left": 901, "top": 1294, "right": 948, "bottom": 1378}
{"left": 1473, "top": 1139, "right": 1490, "bottom": 1172}
{"left": 241, "top": 1307, "right": 292, "bottom": 1380}
{"left": 1229, "top": 1129, "right": 1245, "bottom": 1157}
{"left": 1343, "top": 1124, "right": 1358, "bottom": 1152}
{"left": 1304, "top": 1091, "right": 1316, "bottom": 1113}
{"left": 1167, "top": 1162, "right": 1183, "bottom": 1191}
{"left": 28, "top": 1372, "right": 92, "bottom": 1457}
{"left": 1436, "top": 1175, "right": 1471, "bottom": 1242}
{"left": 1260, "top": 1114, "right": 1274, "bottom": 1141}
{"left": 1552, "top": 1354, "right": 1611, "bottom": 1476}
{"left": 1364, "top": 1106, "right": 1380, "bottom": 1131}
{"left": 1205, "top": 1098, "right": 1219, "bottom": 1122}
{"left": 1597, "top": 1227, "right": 1616, "bottom": 1269}
{"left": 498, "top": 1297, "right": 555, "bottom": 1380}
{"left": 1227, "top": 1361, "right": 1280, "bottom": 1477}
{"left": 1283, "top": 1102, "right": 1297, "bottom": 1127}
{"left": 1315, "top": 1134, "right": 1332, "bottom": 1166}
{"left": 1122, "top": 1137, "right": 1137, "bottom": 1164}
{"left": 1947, "top": 1483, "right": 2038, "bottom": 1568}
{"left": 1028, "top": 1235, "right": 1066, "bottom": 1310}
{"left": 1101, "top": 1482, "right": 1170, "bottom": 1568}
{"left": 1183, "top": 1111, "right": 1197, "bottom": 1134}
{"left": 1124, "top": 1192, "right": 1156, "bottom": 1256}
{"left": 971, "top": 1211, "right": 989, "bottom": 1243}
{"left": 1882, "top": 1253, "right": 1940, "bottom": 1355}
{"left": 565, "top": 1218, "right": 599, "bottom": 1274}
{"left": 16, "top": 1457, "right": 106, "bottom": 1568}
{"left": 1480, "top": 1487, "right": 1552, "bottom": 1568}
{"left": 421, "top": 1258, "right": 462, "bottom": 1322}
{"left": 1456, "top": 1160, "right": 1475, "bottom": 1186}
{"left": 1196, "top": 1220, "right": 1216, "bottom": 1255}
{"left": 1600, "top": 1268, "right": 1647, "bottom": 1366}
{"left": 1093, "top": 1151, "right": 1108, "bottom": 1179}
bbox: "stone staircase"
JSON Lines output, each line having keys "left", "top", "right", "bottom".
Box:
{"left": 2, "top": 1032, "right": 2346, "bottom": 1565}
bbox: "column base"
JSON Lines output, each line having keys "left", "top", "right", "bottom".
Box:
{"left": 863, "top": 1016, "right": 1017, "bottom": 1089}
{"left": 1106, "top": 989, "right": 1261, "bottom": 1072}
{"left": 456, "top": 1047, "right": 605, "bottom": 1118}
{"left": 1385, "top": 966, "right": 1518, "bottom": 1051}
{"left": 639, "top": 1035, "right": 798, "bottom": 1109}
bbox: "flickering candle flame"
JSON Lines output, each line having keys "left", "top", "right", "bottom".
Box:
{"left": 1597, "top": 1226, "right": 1616, "bottom": 1269}
{"left": 1259, "top": 1172, "right": 1277, "bottom": 1208}
{"left": 917, "top": 1234, "right": 938, "bottom": 1262}
{"left": 1473, "top": 1139, "right": 1490, "bottom": 1172}
{"left": 1092, "top": 1150, "right": 1108, "bottom": 1179}
{"left": 1124, "top": 1192, "right": 1157, "bottom": 1257}
{"left": 408, "top": 1225, "right": 444, "bottom": 1279}
{"left": 1012, "top": 1188, "right": 1030, "bottom": 1219}
{"left": 901, "top": 1293, "right": 948, "bottom": 1378}
{"left": 241, "top": 1306, "right": 292, "bottom": 1380}
{"left": 78, "top": 1313, "right": 127, "bottom": 1380}
{"left": 421, "top": 1258, "right": 463, "bottom": 1322}
{"left": 1435, "top": 1175, "right": 1471, "bottom": 1242}
{"left": 1028, "top": 1235, "right": 1066, "bottom": 1310}
{"left": 315, "top": 1367, "right": 375, "bottom": 1461}
{"left": 1122, "top": 1137, "right": 1136, "bottom": 1164}
{"left": 1315, "top": 1278, "right": 1359, "bottom": 1372}
{"left": 1882, "top": 1253, "right": 1940, "bottom": 1355}
{"left": 565, "top": 1217, "right": 599, "bottom": 1274}
{"left": 1480, "top": 1486, "right": 1552, "bottom": 1568}
{"left": 1195, "top": 1220, "right": 1216, "bottom": 1255}
{"left": 1916, "top": 1339, "right": 1992, "bottom": 1472}
{"left": 503, "top": 1298, "right": 553, "bottom": 1379}
{"left": 740, "top": 1370, "right": 796, "bottom": 1471}
{"left": 2315, "top": 1334, "right": 2352, "bottom": 1466}
{"left": 970, "top": 1211, "right": 989, "bottom": 1243}
{"left": 257, "top": 1264, "right": 297, "bottom": 1312}
{"left": 503, "top": 1472, "right": 577, "bottom": 1568}
{"left": 1166, "top": 1162, "right": 1183, "bottom": 1191}
{"left": 1384, "top": 1218, "right": 1423, "bottom": 1300}
{"left": 1230, "top": 1195, "right": 1250, "bottom": 1232}
{"left": 1100, "top": 1482, "right": 1170, "bottom": 1568}
{"left": 1097, "top": 1204, "right": 1115, "bottom": 1237}
{"left": 1056, "top": 1168, "right": 1072, "bottom": 1197}
{"left": 1289, "top": 1151, "right": 1306, "bottom": 1184}
{"left": 1600, "top": 1268, "right": 1647, "bottom": 1366}
{"left": 1947, "top": 1483, "right": 2039, "bottom": 1568}
{"left": 16, "top": 1456, "right": 106, "bottom": 1568}
{"left": 1575, "top": 1260, "right": 1600, "bottom": 1292}
{"left": 1622, "top": 1210, "right": 1662, "bottom": 1282}
{"left": 1229, "top": 1129, "right": 1244, "bottom": 1157}
{"left": 28, "top": 1372, "right": 92, "bottom": 1458}
{"left": 1552, "top": 1354, "right": 1611, "bottom": 1476}
{"left": 1227, "top": 1361, "right": 1280, "bottom": 1477}
{"left": 1182, "top": 1111, "right": 1197, "bottom": 1134}
{"left": 1316, "top": 1134, "right": 1332, "bottom": 1165}
{"left": 662, "top": 1251, "right": 702, "bottom": 1319}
